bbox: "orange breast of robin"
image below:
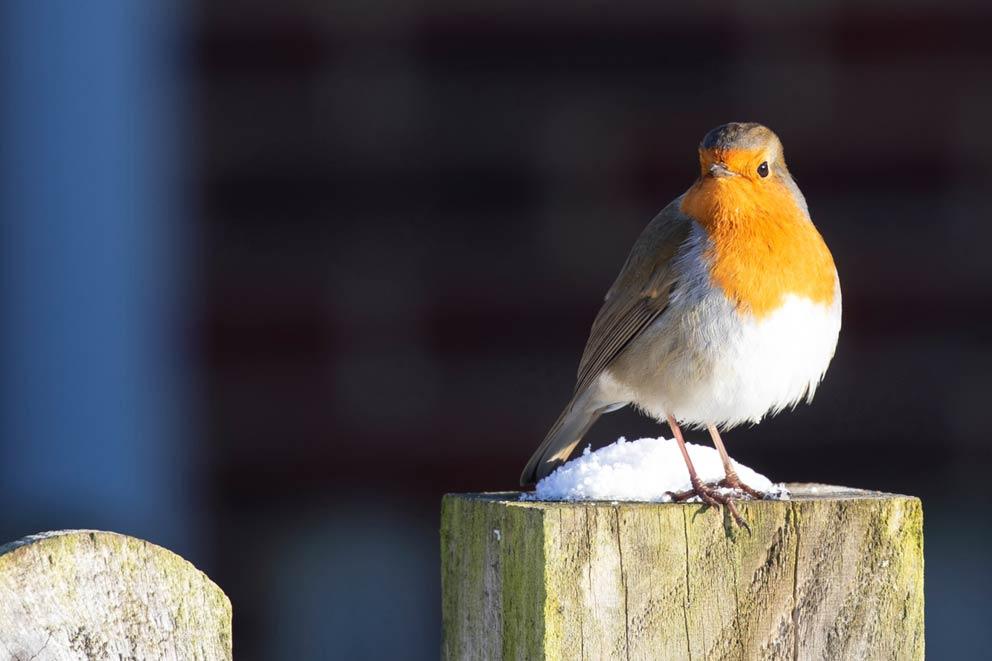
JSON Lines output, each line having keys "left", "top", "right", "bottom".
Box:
{"left": 680, "top": 171, "right": 837, "bottom": 319}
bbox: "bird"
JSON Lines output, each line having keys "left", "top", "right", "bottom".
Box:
{"left": 520, "top": 122, "right": 840, "bottom": 525}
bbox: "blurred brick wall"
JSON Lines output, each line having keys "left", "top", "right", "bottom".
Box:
{"left": 193, "top": 2, "right": 992, "bottom": 657}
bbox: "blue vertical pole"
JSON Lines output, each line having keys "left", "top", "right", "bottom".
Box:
{"left": 0, "top": 2, "right": 192, "bottom": 553}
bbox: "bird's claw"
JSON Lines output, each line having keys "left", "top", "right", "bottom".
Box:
{"left": 718, "top": 473, "right": 765, "bottom": 500}
{"left": 667, "top": 478, "right": 753, "bottom": 531}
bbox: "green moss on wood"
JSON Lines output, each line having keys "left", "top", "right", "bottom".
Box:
{"left": 442, "top": 487, "right": 924, "bottom": 661}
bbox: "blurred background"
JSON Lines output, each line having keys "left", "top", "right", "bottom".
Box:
{"left": 1, "top": 1, "right": 990, "bottom": 658}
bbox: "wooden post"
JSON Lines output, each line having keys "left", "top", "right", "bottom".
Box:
{"left": 441, "top": 485, "right": 923, "bottom": 660}
{"left": 0, "top": 530, "right": 232, "bottom": 660}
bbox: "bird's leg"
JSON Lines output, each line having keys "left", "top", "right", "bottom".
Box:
{"left": 666, "top": 415, "right": 749, "bottom": 529}
{"left": 707, "top": 423, "right": 764, "bottom": 499}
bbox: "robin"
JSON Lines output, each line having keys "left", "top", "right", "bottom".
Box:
{"left": 520, "top": 122, "right": 841, "bottom": 525}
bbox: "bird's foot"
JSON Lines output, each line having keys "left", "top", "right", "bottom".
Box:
{"left": 718, "top": 472, "right": 765, "bottom": 500}
{"left": 667, "top": 477, "right": 751, "bottom": 531}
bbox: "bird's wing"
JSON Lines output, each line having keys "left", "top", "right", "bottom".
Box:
{"left": 574, "top": 199, "right": 692, "bottom": 396}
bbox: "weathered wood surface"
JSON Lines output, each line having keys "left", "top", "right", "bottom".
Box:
{"left": 0, "top": 530, "right": 232, "bottom": 661}
{"left": 441, "top": 485, "right": 923, "bottom": 660}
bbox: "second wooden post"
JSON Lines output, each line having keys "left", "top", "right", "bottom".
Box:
{"left": 441, "top": 485, "right": 923, "bottom": 660}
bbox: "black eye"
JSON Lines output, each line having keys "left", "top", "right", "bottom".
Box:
{"left": 757, "top": 161, "right": 769, "bottom": 178}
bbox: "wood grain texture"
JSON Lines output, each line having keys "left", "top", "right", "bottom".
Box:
{"left": 0, "top": 530, "right": 232, "bottom": 661}
{"left": 441, "top": 485, "right": 923, "bottom": 661}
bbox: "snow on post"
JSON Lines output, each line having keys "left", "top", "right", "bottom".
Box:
{"left": 441, "top": 479, "right": 924, "bottom": 659}
{"left": 0, "top": 530, "right": 232, "bottom": 660}
{"left": 522, "top": 437, "right": 789, "bottom": 502}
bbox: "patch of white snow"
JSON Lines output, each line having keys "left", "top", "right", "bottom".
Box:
{"left": 521, "top": 437, "right": 789, "bottom": 503}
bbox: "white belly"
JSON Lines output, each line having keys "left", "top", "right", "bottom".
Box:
{"left": 605, "top": 284, "right": 841, "bottom": 429}
{"left": 596, "top": 219, "right": 841, "bottom": 429}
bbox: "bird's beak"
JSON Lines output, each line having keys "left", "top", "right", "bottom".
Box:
{"left": 708, "top": 163, "right": 735, "bottom": 178}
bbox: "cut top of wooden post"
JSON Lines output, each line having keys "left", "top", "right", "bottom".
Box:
{"left": 0, "top": 530, "right": 232, "bottom": 661}
{"left": 441, "top": 484, "right": 923, "bottom": 661}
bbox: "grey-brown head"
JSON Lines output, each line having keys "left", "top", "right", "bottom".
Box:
{"left": 697, "top": 122, "right": 789, "bottom": 181}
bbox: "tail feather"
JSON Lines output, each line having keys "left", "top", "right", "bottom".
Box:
{"left": 520, "top": 396, "right": 605, "bottom": 486}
